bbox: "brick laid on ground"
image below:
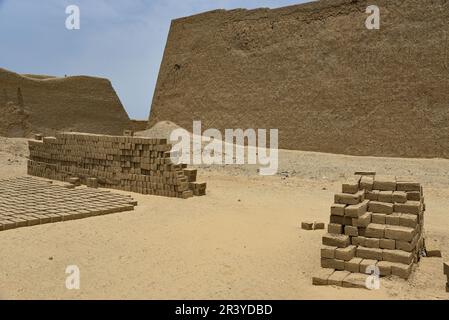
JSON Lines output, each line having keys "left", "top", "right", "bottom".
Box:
{"left": 0, "top": 177, "right": 137, "bottom": 232}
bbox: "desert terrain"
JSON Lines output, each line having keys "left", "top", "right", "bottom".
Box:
{"left": 0, "top": 134, "right": 448, "bottom": 300}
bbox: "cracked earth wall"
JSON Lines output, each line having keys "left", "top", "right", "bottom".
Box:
{"left": 148, "top": 0, "right": 449, "bottom": 158}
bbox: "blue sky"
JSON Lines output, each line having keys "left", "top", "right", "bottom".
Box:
{"left": 0, "top": 0, "right": 310, "bottom": 119}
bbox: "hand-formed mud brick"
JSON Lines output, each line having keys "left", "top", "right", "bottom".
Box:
{"left": 378, "top": 191, "right": 393, "bottom": 203}
{"left": 379, "top": 238, "right": 396, "bottom": 250}
{"left": 183, "top": 168, "right": 197, "bottom": 182}
{"left": 365, "top": 223, "right": 386, "bottom": 238}
{"left": 357, "top": 246, "right": 383, "bottom": 260}
{"left": 313, "top": 222, "right": 325, "bottom": 230}
{"left": 342, "top": 176, "right": 361, "bottom": 194}
{"left": 377, "top": 261, "right": 393, "bottom": 276}
{"left": 365, "top": 238, "right": 380, "bottom": 249}
{"left": 359, "top": 259, "right": 378, "bottom": 274}
{"left": 301, "top": 222, "right": 314, "bottom": 230}
{"left": 321, "top": 258, "right": 345, "bottom": 270}
{"left": 444, "top": 262, "right": 449, "bottom": 275}
{"left": 396, "top": 236, "right": 419, "bottom": 252}
{"left": 396, "top": 181, "right": 421, "bottom": 192}
{"left": 342, "top": 273, "right": 368, "bottom": 288}
{"left": 365, "top": 190, "right": 379, "bottom": 201}
{"left": 406, "top": 191, "right": 421, "bottom": 201}
{"left": 399, "top": 214, "right": 418, "bottom": 228}
{"left": 344, "top": 226, "right": 358, "bottom": 237}
{"left": 385, "top": 213, "right": 401, "bottom": 226}
{"left": 321, "top": 246, "right": 336, "bottom": 259}
{"left": 334, "top": 191, "right": 363, "bottom": 205}
{"left": 392, "top": 191, "right": 408, "bottom": 204}
{"left": 373, "top": 175, "right": 396, "bottom": 191}
{"left": 345, "top": 257, "right": 363, "bottom": 273}
{"left": 312, "top": 269, "right": 335, "bottom": 286}
{"left": 352, "top": 236, "right": 366, "bottom": 247}
{"left": 322, "top": 233, "right": 350, "bottom": 248}
{"left": 344, "top": 200, "right": 368, "bottom": 218}
{"left": 384, "top": 225, "right": 415, "bottom": 242}
{"left": 394, "top": 201, "right": 421, "bottom": 215}
{"left": 391, "top": 262, "right": 413, "bottom": 279}
{"left": 371, "top": 213, "right": 386, "bottom": 225}
{"left": 328, "top": 271, "right": 351, "bottom": 286}
{"left": 87, "top": 178, "right": 98, "bottom": 188}
{"left": 68, "top": 177, "right": 81, "bottom": 186}
{"left": 358, "top": 227, "right": 367, "bottom": 237}
{"left": 331, "top": 204, "right": 346, "bottom": 216}
{"left": 383, "top": 249, "right": 414, "bottom": 265}
{"left": 355, "top": 171, "right": 376, "bottom": 176}
{"left": 425, "top": 243, "right": 442, "bottom": 257}
{"left": 328, "top": 223, "right": 343, "bottom": 234}
{"left": 360, "top": 175, "right": 374, "bottom": 191}
{"left": 368, "top": 201, "right": 394, "bottom": 214}
{"left": 356, "top": 212, "right": 372, "bottom": 228}
{"left": 335, "top": 245, "right": 356, "bottom": 261}
{"left": 330, "top": 215, "right": 352, "bottom": 225}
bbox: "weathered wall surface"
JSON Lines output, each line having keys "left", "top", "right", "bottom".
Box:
{"left": 0, "top": 68, "right": 131, "bottom": 137}
{"left": 148, "top": 0, "right": 449, "bottom": 158}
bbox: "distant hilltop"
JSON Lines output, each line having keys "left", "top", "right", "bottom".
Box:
{"left": 0, "top": 67, "right": 131, "bottom": 138}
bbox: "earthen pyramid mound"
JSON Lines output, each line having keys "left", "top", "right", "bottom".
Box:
{"left": 148, "top": 0, "right": 449, "bottom": 158}
{"left": 0, "top": 67, "right": 131, "bottom": 137}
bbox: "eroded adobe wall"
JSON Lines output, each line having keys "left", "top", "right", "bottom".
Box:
{"left": 148, "top": 0, "right": 449, "bottom": 158}
{"left": 0, "top": 68, "right": 131, "bottom": 137}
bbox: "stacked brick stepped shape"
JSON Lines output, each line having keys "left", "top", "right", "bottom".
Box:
{"left": 314, "top": 173, "right": 426, "bottom": 288}
{"left": 27, "top": 132, "right": 207, "bottom": 198}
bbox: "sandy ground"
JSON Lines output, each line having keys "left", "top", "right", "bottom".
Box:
{"left": 0, "top": 137, "right": 448, "bottom": 300}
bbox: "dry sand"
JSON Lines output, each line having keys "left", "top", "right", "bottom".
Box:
{"left": 0, "top": 137, "right": 448, "bottom": 300}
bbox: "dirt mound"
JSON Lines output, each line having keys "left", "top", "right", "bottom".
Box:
{"left": 135, "top": 121, "right": 185, "bottom": 139}
{"left": 148, "top": 0, "right": 449, "bottom": 159}
{"left": 0, "top": 67, "right": 131, "bottom": 137}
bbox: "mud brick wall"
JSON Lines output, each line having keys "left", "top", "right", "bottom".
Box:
{"left": 149, "top": 0, "right": 449, "bottom": 158}
{"left": 27, "top": 132, "right": 207, "bottom": 199}
{"left": 316, "top": 173, "right": 426, "bottom": 287}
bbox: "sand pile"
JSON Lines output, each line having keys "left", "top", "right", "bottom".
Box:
{"left": 135, "top": 121, "right": 185, "bottom": 139}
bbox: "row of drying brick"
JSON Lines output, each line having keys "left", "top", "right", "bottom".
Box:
{"left": 27, "top": 163, "right": 204, "bottom": 198}
{"left": 320, "top": 256, "right": 412, "bottom": 279}
{"left": 28, "top": 161, "right": 206, "bottom": 197}
{"left": 334, "top": 197, "right": 424, "bottom": 215}
{"left": 53, "top": 132, "right": 168, "bottom": 144}
{"left": 33, "top": 162, "right": 192, "bottom": 182}
{"left": 29, "top": 144, "right": 174, "bottom": 161}
{"left": 329, "top": 222, "right": 421, "bottom": 244}
{"left": 28, "top": 133, "right": 207, "bottom": 198}
{"left": 42, "top": 133, "right": 173, "bottom": 149}
{"left": 322, "top": 242, "right": 417, "bottom": 265}
{"left": 342, "top": 174, "right": 422, "bottom": 193}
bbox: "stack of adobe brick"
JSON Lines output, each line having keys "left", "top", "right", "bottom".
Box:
{"left": 27, "top": 132, "right": 207, "bottom": 199}
{"left": 314, "top": 173, "right": 426, "bottom": 287}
